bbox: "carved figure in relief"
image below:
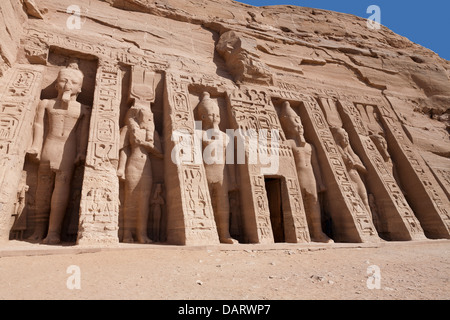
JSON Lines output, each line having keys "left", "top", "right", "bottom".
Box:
{"left": 27, "top": 62, "right": 90, "bottom": 244}
{"left": 118, "top": 104, "right": 163, "bottom": 244}
{"left": 151, "top": 183, "right": 165, "bottom": 242}
{"left": 370, "top": 134, "right": 392, "bottom": 169}
{"left": 279, "top": 102, "right": 332, "bottom": 243}
{"left": 197, "top": 92, "right": 238, "bottom": 244}
{"left": 11, "top": 182, "right": 29, "bottom": 240}
{"left": 332, "top": 127, "right": 372, "bottom": 218}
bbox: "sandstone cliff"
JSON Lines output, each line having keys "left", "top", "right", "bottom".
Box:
{"left": 3, "top": 0, "right": 447, "bottom": 153}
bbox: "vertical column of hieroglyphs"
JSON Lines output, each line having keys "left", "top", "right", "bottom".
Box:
{"left": 227, "top": 89, "right": 272, "bottom": 244}
{"left": 378, "top": 99, "right": 450, "bottom": 239}
{"left": 338, "top": 99, "right": 425, "bottom": 240}
{"left": 164, "top": 73, "right": 219, "bottom": 245}
{"left": 0, "top": 65, "right": 44, "bottom": 241}
{"left": 227, "top": 88, "right": 310, "bottom": 244}
{"left": 299, "top": 96, "right": 379, "bottom": 243}
{"left": 77, "top": 60, "right": 121, "bottom": 245}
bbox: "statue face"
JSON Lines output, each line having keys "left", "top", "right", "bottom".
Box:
{"left": 339, "top": 130, "right": 350, "bottom": 146}
{"left": 281, "top": 114, "right": 304, "bottom": 138}
{"left": 56, "top": 69, "right": 83, "bottom": 98}
{"left": 202, "top": 108, "right": 221, "bottom": 127}
{"left": 378, "top": 136, "right": 387, "bottom": 150}
{"left": 293, "top": 116, "right": 304, "bottom": 136}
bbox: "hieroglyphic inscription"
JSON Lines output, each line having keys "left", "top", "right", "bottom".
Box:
{"left": 78, "top": 174, "right": 119, "bottom": 243}
{"left": 228, "top": 88, "right": 310, "bottom": 243}
{"left": 229, "top": 88, "right": 285, "bottom": 141}
{"left": 379, "top": 105, "right": 450, "bottom": 237}
{"left": 166, "top": 73, "right": 219, "bottom": 245}
{"left": 77, "top": 60, "right": 122, "bottom": 245}
{"left": 432, "top": 168, "right": 450, "bottom": 199}
{"left": 0, "top": 65, "right": 44, "bottom": 240}
{"left": 302, "top": 97, "right": 378, "bottom": 242}
{"left": 285, "top": 177, "right": 310, "bottom": 243}
{"left": 87, "top": 60, "right": 121, "bottom": 170}
{"left": 339, "top": 100, "right": 424, "bottom": 239}
{"left": 250, "top": 173, "right": 273, "bottom": 243}
{"left": 25, "top": 28, "right": 169, "bottom": 71}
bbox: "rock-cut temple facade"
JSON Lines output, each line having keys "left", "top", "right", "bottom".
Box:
{"left": 0, "top": 0, "right": 449, "bottom": 246}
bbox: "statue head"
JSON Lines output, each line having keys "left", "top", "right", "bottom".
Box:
{"left": 197, "top": 92, "right": 220, "bottom": 130}
{"left": 370, "top": 134, "right": 387, "bottom": 150}
{"left": 56, "top": 61, "right": 84, "bottom": 103}
{"left": 280, "top": 101, "right": 304, "bottom": 138}
{"left": 331, "top": 127, "right": 350, "bottom": 147}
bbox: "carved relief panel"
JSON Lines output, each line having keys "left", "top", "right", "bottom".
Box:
{"left": 378, "top": 101, "right": 450, "bottom": 239}
{"left": 0, "top": 65, "right": 44, "bottom": 241}
{"left": 227, "top": 88, "right": 310, "bottom": 244}
{"left": 77, "top": 60, "right": 122, "bottom": 245}
{"left": 337, "top": 99, "right": 425, "bottom": 241}
{"left": 298, "top": 96, "right": 378, "bottom": 243}
{"left": 164, "top": 72, "right": 220, "bottom": 245}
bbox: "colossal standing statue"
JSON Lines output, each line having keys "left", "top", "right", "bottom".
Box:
{"left": 197, "top": 92, "right": 238, "bottom": 244}
{"left": 280, "top": 102, "right": 332, "bottom": 243}
{"left": 332, "top": 127, "right": 372, "bottom": 218}
{"left": 27, "top": 62, "right": 90, "bottom": 244}
{"left": 118, "top": 104, "right": 163, "bottom": 244}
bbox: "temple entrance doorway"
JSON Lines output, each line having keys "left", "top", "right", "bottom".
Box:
{"left": 264, "top": 177, "right": 285, "bottom": 243}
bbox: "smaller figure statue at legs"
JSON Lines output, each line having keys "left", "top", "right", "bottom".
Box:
{"left": 280, "top": 102, "right": 332, "bottom": 243}
{"left": 11, "top": 182, "right": 29, "bottom": 240}
{"left": 151, "top": 184, "right": 165, "bottom": 242}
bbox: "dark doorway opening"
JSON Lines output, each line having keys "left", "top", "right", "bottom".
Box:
{"left": 264, "top": 178, "right": 285, "bottom": 243}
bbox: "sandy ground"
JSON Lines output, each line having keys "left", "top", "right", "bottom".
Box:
{"left": 0, "top": 240, "right": 448, "bottom": 301}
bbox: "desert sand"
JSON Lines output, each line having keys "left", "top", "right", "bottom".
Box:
{"left": 0, "top": 240, "right": 448, "bottom": 300}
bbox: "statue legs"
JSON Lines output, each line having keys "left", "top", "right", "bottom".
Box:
{"left": 209, "top": 182, "right": 237, "bottom": 244}
{"left": 28, "top": 163, "right": 73, "bottom": 244}
{"left": 302, "top": 189, "right": 333, "bottom": 243}
{"left": 123, "top": 174, "right": 153, "bottom": 244}
{"left": 28, "top": 163, "right": 53, "bottom": 242}
{"left": 43, "top": 171, "right": 73, "bottom": 244}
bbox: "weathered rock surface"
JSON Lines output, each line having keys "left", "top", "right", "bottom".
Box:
{"left": 0, "top": 0, "right": 448, "bottom": 246}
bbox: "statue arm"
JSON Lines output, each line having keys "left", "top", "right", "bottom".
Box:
{"left": 28, "top": 100, "right": 46, "bottom": 159}
{"left": 311, "top": 145, "right": 326, "bottom": 192}
{"left": 75, "top": 105, "right": 91, "bottom": 164}
{"left": 139, "top": 131, "right": 164, "bottom": 159}
{"left": 117, "top": 126, "right": 130, "bottom": 180}
{"left": 224, "top": 132, "right": 238, "bottom": 191}
{"left": 350, "top": 148, "right": 367, "bottom": 174}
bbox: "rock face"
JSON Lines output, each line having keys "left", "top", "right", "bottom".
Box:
{"left": 0, "top": 0, "right": 449, "bottom": 245}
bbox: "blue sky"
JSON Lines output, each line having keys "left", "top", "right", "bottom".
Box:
{"left": 237, "top": 0, "right": 450, "bottom": 60}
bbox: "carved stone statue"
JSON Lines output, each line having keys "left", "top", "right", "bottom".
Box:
{"left": 197, "top": 92, "right": 238, "bottom": 244}
{"left": 11, "top": 182, "right": 29, "bottom": 240}
{"left": 27, "top": 62, "right": 90, "bottom": 244}
{"left": 332, "top": 127, "right": 372, "bottom": 217}
{"left": 151, "top": 183, "right": 165, "bottom": 242}
{"left": 118, "top": 104, "right": 163, "bottom": 244}
{"left": 280, "top": 102, "right": 332, "bottom": 243}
